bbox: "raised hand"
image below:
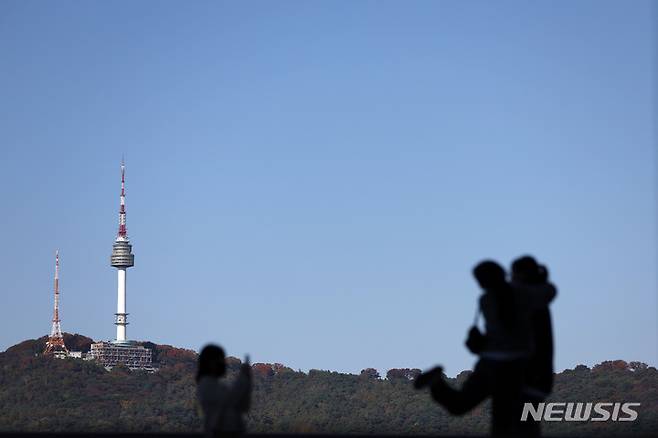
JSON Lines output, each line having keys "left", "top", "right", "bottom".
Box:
{"left": 241, "top": 354, "right": 251, "bottom": 374}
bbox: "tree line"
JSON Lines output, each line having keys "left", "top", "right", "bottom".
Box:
{"left": 0, "top": 335, "right": 656, "bottom": 435}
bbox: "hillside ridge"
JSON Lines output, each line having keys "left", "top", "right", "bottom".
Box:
{"left": 1, "top": 336, "right": 657, "bottom": 435}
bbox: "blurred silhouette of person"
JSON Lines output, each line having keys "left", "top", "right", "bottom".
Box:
{"left": 511, "top": 255, "right": 557, "bottom": 437}
{"left": 415, "top": 260, "right": 554, "bottom": 437}
{"left": 197, "top": 344, "right": 252, "bottom": 437}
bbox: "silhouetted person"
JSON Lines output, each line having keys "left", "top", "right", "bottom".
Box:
{"left": 197, "top": 344, "right": 252, "bottom": 437}
{"left": 511, "top": 256, "right": 557, "bottom": 437}
{"left": 415, "top": 260, "right": 553, "bottom": 437}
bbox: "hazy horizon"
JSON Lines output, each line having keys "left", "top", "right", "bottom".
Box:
{"left": 1, "top": 0, "right": 656, "bottom": 376}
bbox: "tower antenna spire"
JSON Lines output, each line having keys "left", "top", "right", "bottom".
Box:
{"left": 118, "top": 159, "right": 127, "bottom": 239}
{"left": 44, "top": 250, "right": 68, "bottom": 355}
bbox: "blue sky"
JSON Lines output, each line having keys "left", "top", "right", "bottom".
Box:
{"left": 0, "top": 1, "right": 655, "bottom": 376}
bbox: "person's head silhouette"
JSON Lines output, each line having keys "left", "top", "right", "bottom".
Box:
{"left": 197, "top": 344, "right": 226, "bottom": 382}
{"left": 473, "top": 260, "right": 506, "bottom": 291}
{"left": 511, "top": 255, "right": 547, "bottom": 284}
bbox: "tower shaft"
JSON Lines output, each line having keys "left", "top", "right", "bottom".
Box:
{"left": 116, "top": 268, "right": 127, "bottom": 341}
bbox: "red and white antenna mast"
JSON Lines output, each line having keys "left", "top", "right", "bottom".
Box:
{"left": 118, "top": 158, "right": 127, "bottom": 239}
{"left": 44, "top": 250, "right": 68, "bottom": 355}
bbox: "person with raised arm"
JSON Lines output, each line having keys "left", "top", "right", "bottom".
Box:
{"left": 197, "top": 345, "right": 252, "bottom": 437}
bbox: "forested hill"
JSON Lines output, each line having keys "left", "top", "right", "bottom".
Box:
{"left": 1, "top": 335, "right": 657, "bottom": 436}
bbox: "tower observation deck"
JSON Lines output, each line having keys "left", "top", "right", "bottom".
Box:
{"left": 111, "top": 240, "right": 134, "bottom": 268}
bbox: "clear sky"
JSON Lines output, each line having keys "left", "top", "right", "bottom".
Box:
{"left": 0, "top": 1, "right": 655, "bottom": 376}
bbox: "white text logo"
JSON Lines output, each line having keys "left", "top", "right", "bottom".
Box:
{"left": 521, "top": 402, "right": 640, "bottom": 422}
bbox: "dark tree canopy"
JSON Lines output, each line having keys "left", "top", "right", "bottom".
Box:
{"left": 1, "top": 335, "right": 657, "bottom": 435}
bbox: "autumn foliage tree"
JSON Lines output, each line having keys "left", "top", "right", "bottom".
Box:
{"left": 386, "top": 368, "right": 422, "bottom": 380}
